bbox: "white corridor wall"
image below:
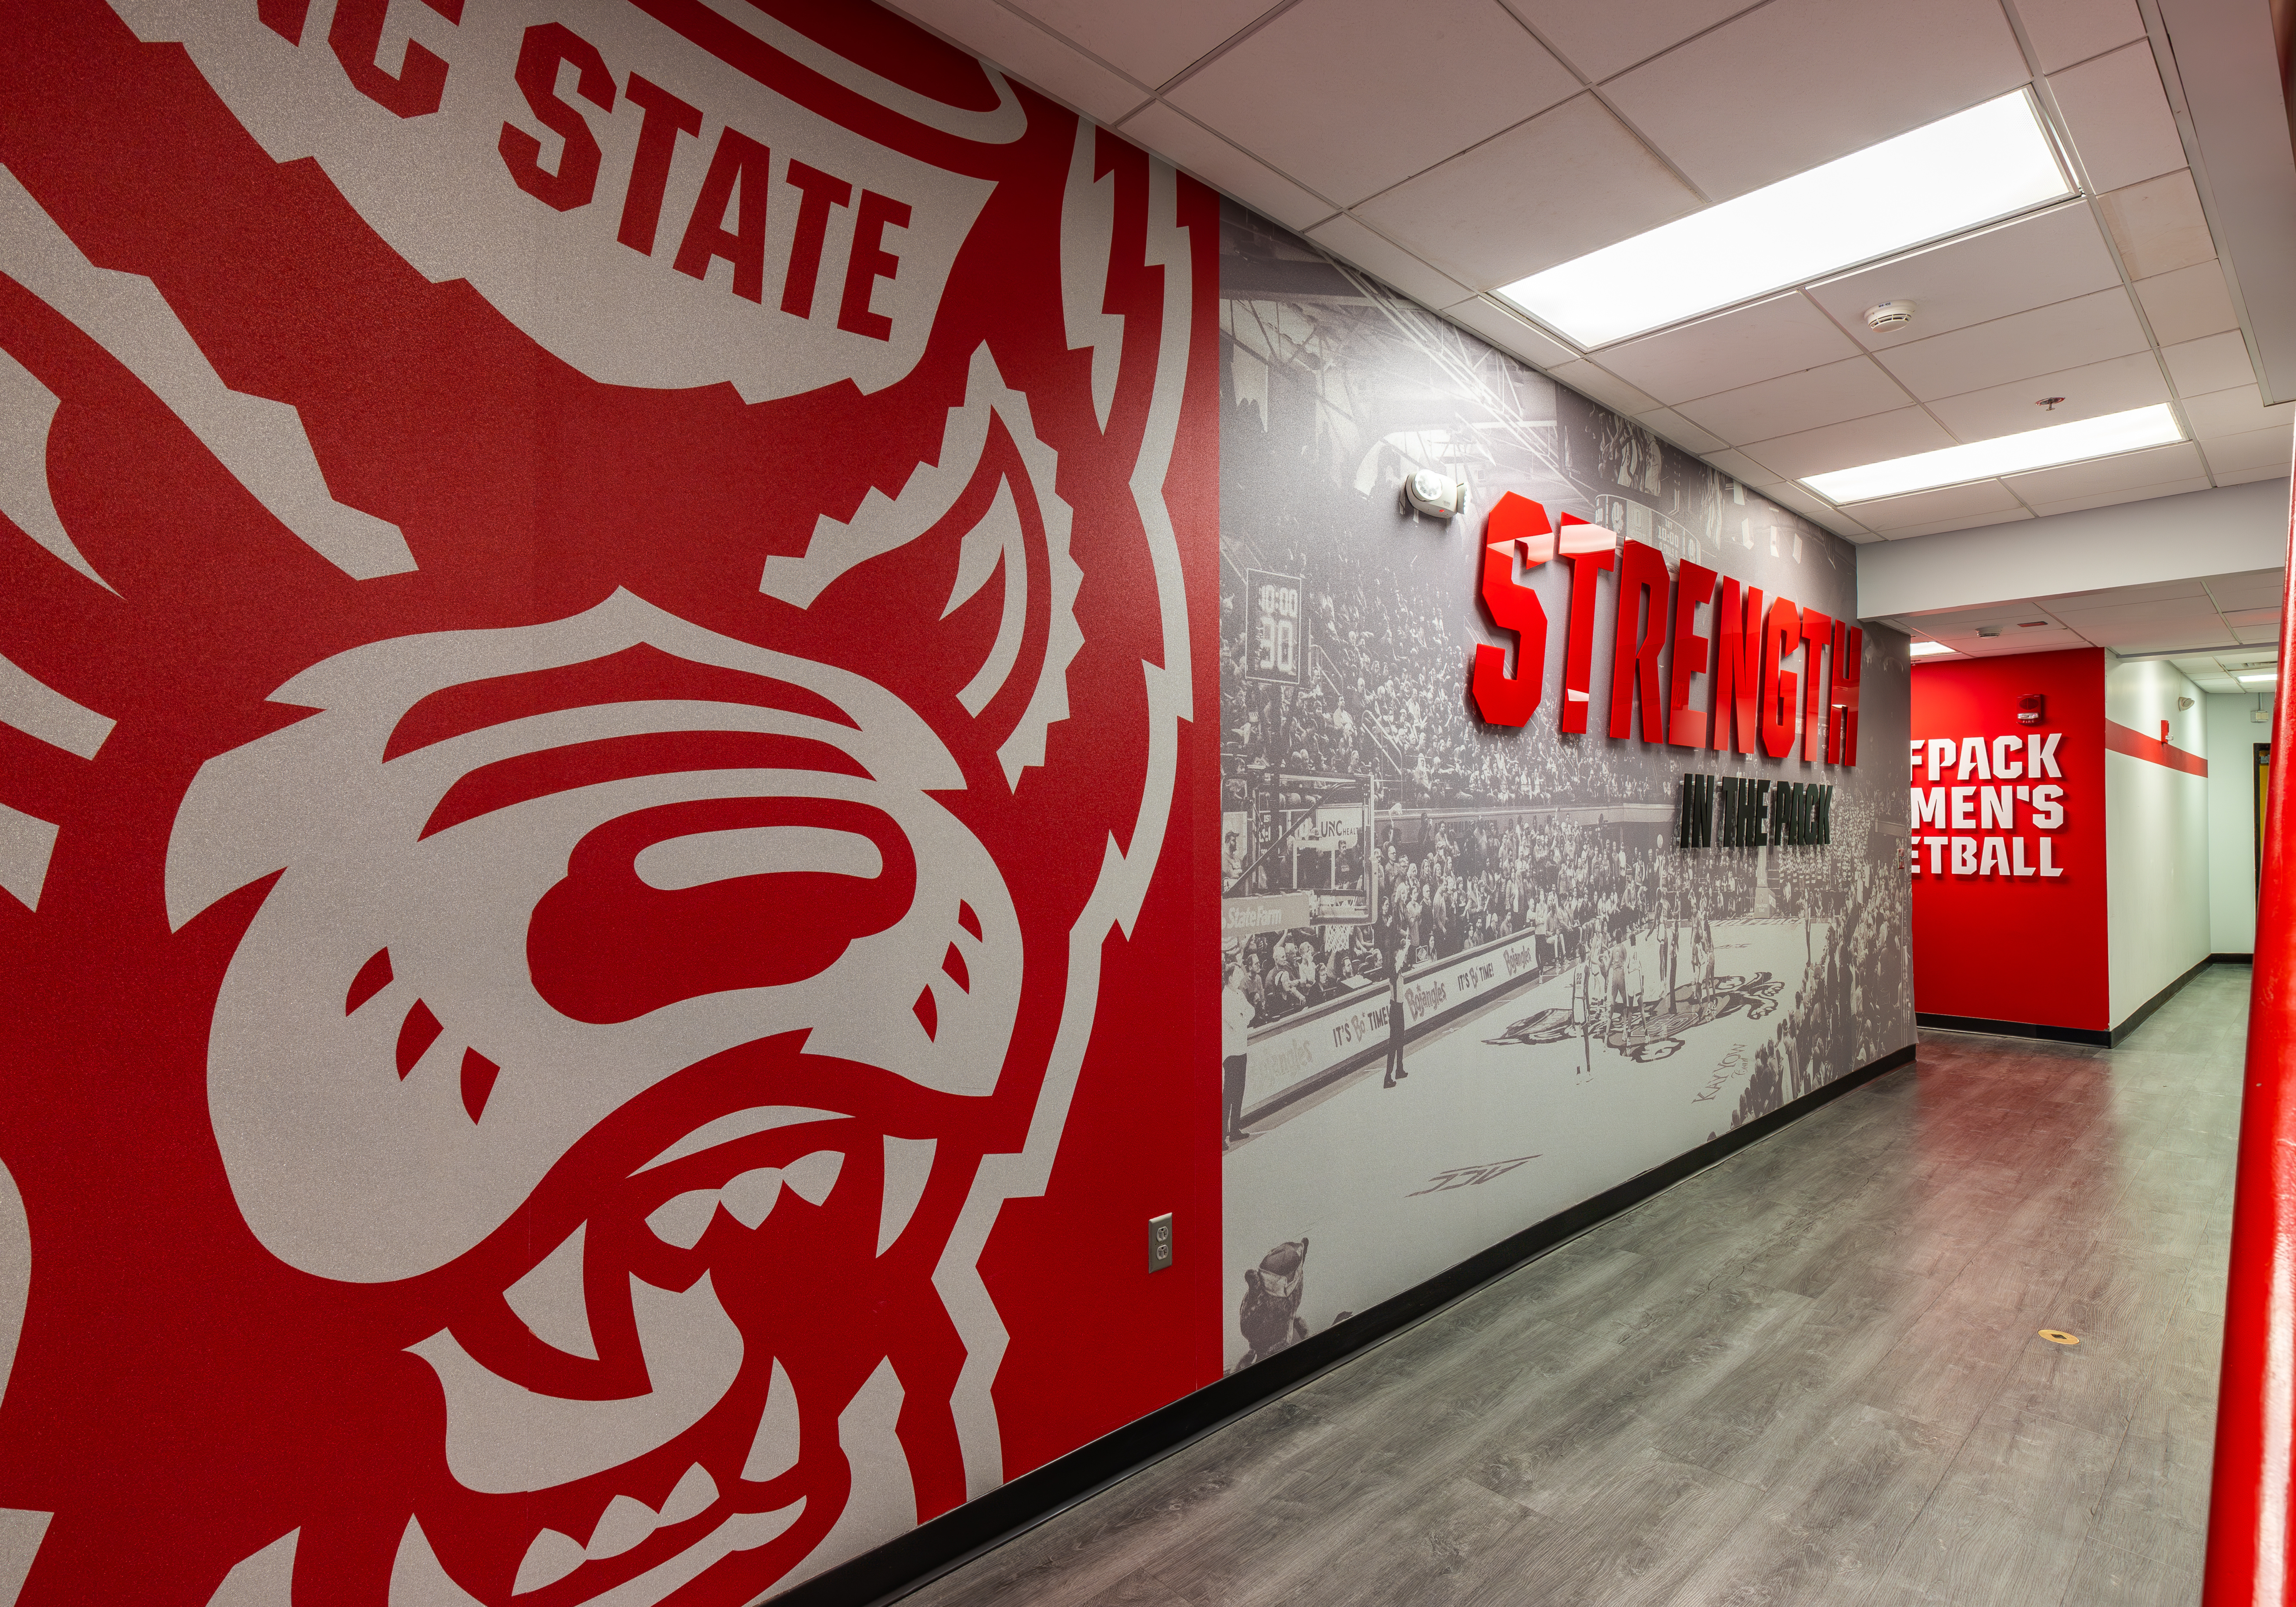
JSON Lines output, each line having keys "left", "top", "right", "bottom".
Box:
{"left": 2206, "top": 691, "right": 2266, "bottom": 955}
{"left": 2105, "top": 656, "right": 2212, "bottom": 1024}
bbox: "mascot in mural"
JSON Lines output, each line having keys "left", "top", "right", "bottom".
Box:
{"left": 0, "top": 2, "right": 1210, "bottom": 1603}
{"left": 1229, "top": 1239, "right": 1315, "bottom": 1372}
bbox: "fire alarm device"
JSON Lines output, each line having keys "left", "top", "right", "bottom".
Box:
{"left": 2016, "top": 693, "right": 2044, "bottom": 726}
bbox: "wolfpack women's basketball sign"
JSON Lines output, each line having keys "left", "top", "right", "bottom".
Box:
{"left": 1468, "top": 490, "right": 1864, "bottom": 766}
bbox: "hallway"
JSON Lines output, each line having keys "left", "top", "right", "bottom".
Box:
{"left": 911, "top": 968, "right": 2245, "bottom": 1607}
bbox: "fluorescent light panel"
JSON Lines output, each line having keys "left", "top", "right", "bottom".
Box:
{"left": 1493, "top": 91, "right": 2072, "bottom": 349}
{"left": 2240, "top": 673, "right": 2278, "bottom": 683}
{"left": 1910, "top": 641, "right": 1957, "bottom": 657}
{"left": 1802, "top": 405, "right": 2184, "bottom": 503}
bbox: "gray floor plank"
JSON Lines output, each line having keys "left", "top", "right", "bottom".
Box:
{"left": 906, "top": 968, "right": 2247, "bottom": 1607}
{"left": 1853, "top": 1392, "right": 2121, "bottom": 1606}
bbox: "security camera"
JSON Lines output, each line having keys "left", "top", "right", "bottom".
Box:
{"left": 1403, "top": 470, "right": 1467, "bottom": 519}
{"left": 1864, "top": 300, "right": 1916, "bottom": 332}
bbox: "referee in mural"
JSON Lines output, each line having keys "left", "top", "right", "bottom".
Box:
{"left": 1223, "top": 962, "right": 1256, "bottom": 1146}
{"left": 1383, "top": 945, "right": 1409, "bottom": 1088}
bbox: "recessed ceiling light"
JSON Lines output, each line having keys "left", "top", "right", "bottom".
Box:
{"left": 1910, "top": 641, "right": 1957, "bottom": 657}
{"left": 2240, "top": 672, "right": 2278, "bottom": 684}
{"left": 1802, "top": 404, "right": 2184, "bottom": 503}
{"left": 1490, "top": 90, "right": 2072, "bottom": 349}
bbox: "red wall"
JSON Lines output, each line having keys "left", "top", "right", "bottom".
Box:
{"left": 1910, "top": 648, "right": 2108, "bottom": 1029}
{"left": 0, "top": 4, "right": 1220, "bottom": 1601}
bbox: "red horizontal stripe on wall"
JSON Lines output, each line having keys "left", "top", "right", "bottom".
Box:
{"left": 2104, "top": 718, "right": 2209, "bottom": 777}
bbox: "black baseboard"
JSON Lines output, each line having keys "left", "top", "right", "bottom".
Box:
{"left": 2108, "top": 955, "right": 2215, "bottom": 1044}
{"left": 1915, "top": 952, "right": 2232, "bottom": 1049}
{"left": 1915, "top": 1012, "right": 2112, "bottom": 1046}
{"left": 767, "top": 1039, "right": 1921, "bottom": 1607}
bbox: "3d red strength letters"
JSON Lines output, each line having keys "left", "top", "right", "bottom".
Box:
{"left": 1469, "top": 490, "right": 1862, "bottom": 763}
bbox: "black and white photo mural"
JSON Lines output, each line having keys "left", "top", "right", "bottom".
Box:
{"left": 1215, "top": 202, "right": 1915, "bottom": 1370}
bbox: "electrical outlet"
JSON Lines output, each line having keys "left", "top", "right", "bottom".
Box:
{"left": 1147, "top": 1213, "right": 1174, "bottom": 1273}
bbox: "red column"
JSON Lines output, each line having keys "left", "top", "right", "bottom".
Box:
{"left": 2207, "top": 450, "right": 2296, "bottom": 1607}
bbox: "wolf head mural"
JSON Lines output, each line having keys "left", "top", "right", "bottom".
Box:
{"left": 0, "top": 2, "right": 1212, "bottom": 1602}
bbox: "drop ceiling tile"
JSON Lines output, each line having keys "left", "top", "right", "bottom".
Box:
{"left": 2133, "top": 259, "right": 2240, "bottom": 346}
{"left": 1594, "top": 295, "right": 1862, "bottom": 403}
{"left": 2049, "top": 597, "right": 2221, "bottom": 626}
{"left": 2057, "top": 601, "right": 2232, "bottom": 634}
{"left": 2024, "top": 476, "right": 2212, "bottom": 519}
{"left": 1758, "top": 478, "right": 1871, "bottom": 536}
{"left": 2180, "top": 384, "right": 2294, "bottom": 441}
{"left": 2235, "top": 624, "right": 2284, "bottom": 644}
{"left": 1911, "top": 601, "right": 2053, "bottom": 632}
{"left": 1872, "top": 287, "right": 2148, "bottom": 401}
{"left": 1739, "top": 407, "right": 1958, "bottom": 481}
{"left": 1354, "top": 95, "right": 1703, "bottom": 287}
{"left": 1170, "top": 0, "right": 1579, "bottom": 206}
{"left": 1634, "top": 407, "right": 1730, "bottom": 455}
{"left": 2048, "top": 42, "right": 2185, "bottom": 194}
{"left": 2217, "top": 463, "right": 2293, "bottom": 488}
{"left": 1676, "top": 356, "right": 1913, "bottom": 445}
{"left": 1842, "top": 528, "right": 1889, "bottom": 545}
{"left": 2097, "top": 169, "right": 2217, "bottom": 281}
{"left": 2002, "top": 440, "right": 2203, "bottom": 500}
{"left": 890, "top": 0, "right": 1153, "bottom": 124}
{"left": 1703, "top": 447, "right": 1782, "bottom": 486}
{"left": 2107, "top": 624, "right": 2236, "bottom": 650}
{"left": 2161, "top": 330, "right": 2258, "bottom": 399}
{"left": 2011, "top": 0, "right": 2147, "bottom": 74}
{"left": 1442, "top": 296, "right": 1578, "bottom": 369}
{"left": 2202, "top": 570, "right": 2286, "bottom": 610}
{"left": 2203, "top": 426, "right": 2296, "bottom": 476}
{"left": 1003, "top": 0, "right": 1270, "bottom": 88}
{"left": 1925, "top": 350, "right": 2169, "bottom": 440}
{"left": 1807, "top": 205, "right": 2121, "bottom": 353}
{"left": 1843, "top": 478, "right": 2024, "bottom": 531}
{"left": 1882, "top": 508, "right": 2036, "bottom": 539}
{"left": 1116, "top": 102, "right": 1335, "bottom": 231}
{"left": 1547, "top": 359, "right": 1662, "bottom": 418}
{"left": 1305, "top": 215, "right": 1471, "bottom": 310}
{"left": 2226, "top": 607, "right": 2282, "bottom": 627}
{"left": 1957, "top": 622, "right": 2087, "bottom": 648}
{"left": 1499, "top": 0, "right": 1754, "bottom": 82}
{"left": 1600, "top": 0, "right": 2030, "bottom": 202}
{"left": 2053, "top": 577, "right": 2208, "bottom": 605}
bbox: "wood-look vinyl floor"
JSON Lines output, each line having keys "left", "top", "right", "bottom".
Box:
{"left": 906, "top": 968, "right": 2244, "bottom": 1606}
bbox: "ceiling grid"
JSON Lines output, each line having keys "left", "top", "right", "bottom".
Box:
{"left": 888, "top": 0, "right": 2295, "bottom": 655}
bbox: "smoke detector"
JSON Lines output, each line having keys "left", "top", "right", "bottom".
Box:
{"left": 1864, "top": 300, "right": 1917, "bottom": 331}
{"left": 1403, "top": 470, "right": 1467, "bottom": 519}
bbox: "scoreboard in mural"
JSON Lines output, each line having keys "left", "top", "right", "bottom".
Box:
{"left": 0, "top": 4, "right": 1217, "bottom": 1604}
{"left": 1214, "top": 202, "right": 1915, "bottom": 1375}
